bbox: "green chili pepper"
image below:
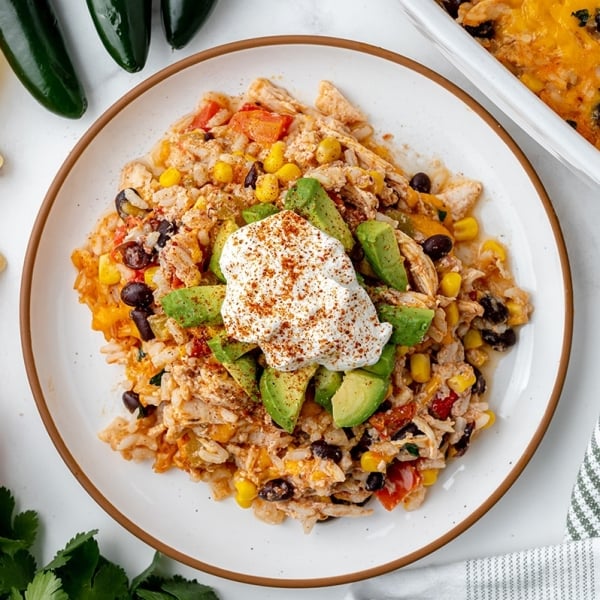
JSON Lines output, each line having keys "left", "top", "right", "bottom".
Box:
{"left": 0, "top": 0, "right": 87, "bottom": 119}
{"left": 86, "top": 0, "right": 152, "bottom": 73}
{"left": 160, "top": 0, "right": 218, "bottom": 50}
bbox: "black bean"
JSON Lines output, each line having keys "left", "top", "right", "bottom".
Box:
{"left": 408, "top": 172, "right": 431, "bottom": 193}
{"left": 595, "top": 8, "right": 600, "bottom": 32}
{"left": 350, "top": 430, "right": 372, "bottom": 460}
{"left": 422, "top": 234, "right": 453, "bottom": 261}
{"left": 391, "top": 421, "right": 423, "bottom": 441}
{"left": 440, "top": 0, "right": 468, "bottom": 18}
{"left": 120, "top": 281, "right": 154, "bottom": 308}
{"left": 244, "top": 161, "right": 262, "bottom": 189}
{"left": 481, "top": 327, "right": 516, "bottom": 351}
{"left": 115, "top": 188, "right": 148, "bottom": 220}
{"left": 204, "top": 131, "right": 215, "bottom": 141}
{"left": 122, "top": 390, "right": 141, "bottom": 413}
{"left": 464, "top": 20, "right": 495, "bottom": 39}
{"left": 131, "top": 308, "right": 155, "bottom": 341}
{"left": 471, "top": 366, "right": 487, "bottom": 396}
{"left": 258, "top": 478, "right": 294, "bottom": 501}
{"left": 374, "top": 399, "right": 392, "bottom": 414}
{"left": 365, "top": 472, "right": 386, "bottom": 492}
{"left": 156, "top": 219, "right": 177, "bottom": 248}
{"left": 120, "top": 241, "right": 154, "bottom": 270}
{"left": 453, "top": 422, "right": 475, "bottom": 456}
{"left": 479, "top": 295, "right": 509, "bottom": 324}
{"left": 311, "top": 440, "right": 342, "bottom": 463}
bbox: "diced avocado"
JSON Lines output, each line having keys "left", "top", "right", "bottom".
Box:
{"left": 355, "top": 220, "right": 408, "bottom": 291}
{"left": 223, "top": 354, "right": 261, "bottom": 402}
{"left": 259, "top": 364, "right": 318, "bottom": 433}
{"left": 284, "top": 177, "right": 354, "bottom": 251}
{"left": 207, "top": 331, "right": 257, "bottom": 363}
{"left": 331, "top": 369, "right": 389, "bottom": 428}
{"left": 362, "top": 343, "right": 397, "bottom": 379}
{"left": 313, "top": 366, "right": 343, "bottom": 413}
{"left": 209, "top": 220, "right": 238, "bottom": 282}
{"left": 241, "top": 203, "right": 280, "bottom": 224}
{"left": 377, "top": 304, "right": 434, "bottom": 346}
{"left": 160, "top": 285, "right": 225, "bottom": 327}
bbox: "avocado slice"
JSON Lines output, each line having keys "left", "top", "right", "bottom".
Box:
{"left": 241, "top": 203, "right": 280, "bottom": 224}
{"left": 377, "top": 304, "right": 434, "bottom": 346}
{"left": 223, "top": 354, "right": 261, "bottom": 402}
{"left": 355, "top": 220, "right": 408, "bottom": 291}
{"left": 209, "top": 220, "right": 238, "bottom": 282}
{"left": 284, "top": 177, "right": 354, "bottom": 251}
{"left": 362, "top": 343, "right": 397, "bottom": 379}
{"left": 259, "top": 364, "right": 318, "bottom": 433}
{"left": 331, "top": 369, "right": 389, "bottom": 428}
{"left": 207, "top": 331, "right": 256, "bottom": 363}
{"left": 313, "top": 366, "right": 343, "bottom": 413}
{"left": 160, "top": 285, "right": 225, "bottom": 327}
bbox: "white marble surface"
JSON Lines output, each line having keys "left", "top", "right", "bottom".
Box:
{"left": 0, "top": 1, "right": 596, "bottom": 597}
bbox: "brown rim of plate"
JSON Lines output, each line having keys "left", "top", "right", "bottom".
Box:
{"left": 19, "top": 35, "right": 573, "bottom": 588}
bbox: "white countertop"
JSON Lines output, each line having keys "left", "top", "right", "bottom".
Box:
{"left": 0, "top": 1, "right": 596, "bottom": 597}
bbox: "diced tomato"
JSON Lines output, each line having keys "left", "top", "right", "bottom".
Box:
{"left": 113, "top": 224, "right": 128, "bottom": 246}
{"left": 188, "top": 99, "right": 222, "bottom": 131}
{"left": 190, "top": 336, "right": 211, "bottom": 358}
{"left": 369, "top": 402, "right": 417, "bottom": 439}
{"left": 376, "top": 461, "right": 422, "bottom": 511}
{"left": 429, "top": 391, "right": 459, "bottom": 420}
{"left": 228, "top": 108, "right": 293, "bottom": 143}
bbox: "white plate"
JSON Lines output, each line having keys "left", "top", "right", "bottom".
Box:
{"left": 20, "top": 36, "right": 572, "bottom": 587}
{"left": 398, "top": 0, "right": 600, "bottom": 187}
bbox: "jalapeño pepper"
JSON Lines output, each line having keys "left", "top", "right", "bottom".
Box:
{"left": 160, "top": 0, "right": 218, "bottom": 50}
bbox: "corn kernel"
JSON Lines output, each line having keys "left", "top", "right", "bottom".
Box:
{"left": 212, "top": 161, "right": 234, "bottom": 184}
{"left": 144, "top": 266, "right": 159, "bottom": 289}
{"left": 466, "top": 347, "right": 489, "bottom": 368}
{"left": 275, "top": 162, "right": 302, "bottom": 183}
{"left": 360, "top": 451, "right": 387, "bottom": 473}
{"left": 263, "top": 141, "right": 286, "bottom": 173}
{"left": 283, "top": 459, "right": 302, "bottom": 476}
{"left": 448, "top": 371, "right": 477, "bottom": 394}
{"left": 194, "top": 195, "right": 208, "bottom": 211}
{"left": 316, "top": 137, "right": 342, "bottom": 164}
{"left": 453, "top": 216, "right": 479, "bottom": 241}
{"left": 507, "top": 300, "right": 528, "bottom": 326}
{"left": 463, "top": 328, "right": 483, "bottom": 350}
{"left": 369, "top": 170, "right": 385, "bottom": 195}
{"left": 255, "top": 173, "right": 279, "bottom": 202}
{"left": 234, "top": 477, "right": 258, "bottom": 509}
{"left": 159, "top": 166, "right": 182, "bottom": 187}
{"left": 257, "top": 448, "right": 272, "bottom": 469}
{"left": 310, "top": 470, "right": 327, "bottom": 482}
{"left": 520, "top": 72, "right": 545, "bottom": 93}
{"left": 410, "top": 353, "right": 431, "bottom": 383}
{"left": 440, "top": 272, "right": 462, "bottom": 297}
{"left": 98, "top": 253, "right": 121, "bottom": 285}
{"left": 210, "top": 423, "right": 236, "bottom": 443}
{"left": 481, "top": 239, "right": 506, "bottom": 261}
{"left": 157, "top": 140, "right": 171, "bottom": 165}
{"left": 421, "top": 468, "right": 439, "bottom": 487}
{"left": 445, "top": 301, "right": 459, "bottom": 328}
{"left": 481, "top": 409, "right": 496, "bottom": 429}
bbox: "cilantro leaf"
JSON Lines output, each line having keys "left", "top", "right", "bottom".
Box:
{"left": 23, "top": 571, "right": 68, "bottom": 600}
{"left": 130, "top": 552, "right": 161, "bottom": 593}
{"left": 0, "top": 488, "right": 38, "bottom": 556}
{"left": 44, "top": 530, "right": 99, "bottom": 571}
{"left": 0, "top": 549, "right": 36, "bottom": 593}
{"left": 161, "top": 576, "right": 219, "bottom": 600}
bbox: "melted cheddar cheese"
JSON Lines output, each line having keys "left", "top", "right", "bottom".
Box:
{"left": 452, "top": 0, "right": 600, "bottom": 149}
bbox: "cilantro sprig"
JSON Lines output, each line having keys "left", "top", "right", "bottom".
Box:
{"left": 0, "top": 487, "right": 219, "bottom": 600}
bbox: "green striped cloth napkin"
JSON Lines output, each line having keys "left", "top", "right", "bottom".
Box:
{"left": 349, "top": 419, "right": 600, "bottom": 599}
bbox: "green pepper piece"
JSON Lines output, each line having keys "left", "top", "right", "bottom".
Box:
{"left": 0, "top": 0, "right": 87, "bottom": 118}
{"left": 160, "top": 0, "right": 218, "bottom": 50}
{"left": 86, "top": 0, "right": 152, "bottom": 73}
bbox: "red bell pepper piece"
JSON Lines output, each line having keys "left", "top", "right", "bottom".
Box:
{"left": 369, "top": 402, "right": 417, "bottom": 439}
{"left": 429, "top": 391, "right": 459, "bottom": 420}
{"left": 229, "top": 107, "right": 293, "bottom": 143}
{"left": 188, "top": 99, "right": 222, "bottom": 131}
{"left": 376, "top": 461, "right": 422, "bottom": 511}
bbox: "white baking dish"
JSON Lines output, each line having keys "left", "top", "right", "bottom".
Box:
{"left": 398, "top": 0, "right": 600, "bottom": 187}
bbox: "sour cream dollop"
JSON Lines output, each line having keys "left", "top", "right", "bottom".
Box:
{"left": 219, "top": 210, "right": 392, "bottom": 372}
